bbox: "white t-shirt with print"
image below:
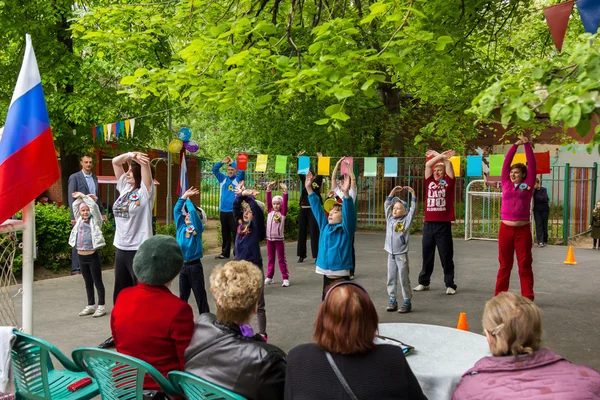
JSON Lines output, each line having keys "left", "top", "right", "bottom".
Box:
{"left": 113, "top": 174, "right": 154, "bottom": 251}
{"left": 333, "top": 186, "right": 357, "bottom": 202}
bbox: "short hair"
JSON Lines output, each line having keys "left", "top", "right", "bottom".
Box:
{"left": 210, "top": 261, "right": 263, "bottom": 325}
{"left": 80, "top": 154, "right": 93, "bottom": 161}
{"left": 313, "top": 282, "right": 379, "bottom": 355}
{"left": 330, "top": 203, "right": 342, "bottom": 212}
{"left": 510, "top": 163, "right": 527, "bottom": 176}
{"left": 482, "top": 292, "right": 542, "bottom": 357}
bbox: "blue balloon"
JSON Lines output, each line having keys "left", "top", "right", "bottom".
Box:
{"left": 178, "top": 127, "right": 192, "bottom": 141}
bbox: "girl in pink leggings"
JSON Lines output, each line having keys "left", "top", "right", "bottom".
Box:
{"left": 265, "top": 182, "right": 290, "bottom": 287}
{"left": 495, "top": 135, "right": 537, "bottom": 301}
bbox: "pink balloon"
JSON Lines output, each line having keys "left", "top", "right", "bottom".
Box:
{"left": 184, "top": 140, "right": 199, "bottom": 153}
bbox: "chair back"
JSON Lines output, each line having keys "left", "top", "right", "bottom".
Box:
{"left": 72, "top": 348, "right": 180, "bottom": 400}
{"left": 11, "top": 331, "right": 80, "bottom": 399}
{"left": 168, "top": 371, "right": 246, "bottom": 400}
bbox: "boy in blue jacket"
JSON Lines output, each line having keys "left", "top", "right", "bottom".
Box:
{"left": 174, "top": 187, "right": 209, "bottom": 314}
{"left": 233, "top": 188, "right": 268, "bottom": 339}
{"left": 305, "top": 171, "right": 356, "bottom": 299}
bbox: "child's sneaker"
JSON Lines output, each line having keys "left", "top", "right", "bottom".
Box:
{"left": 264, "top": 278, "right": 274, "bottom": 285}
{"left": 398, "top": 302, "right": 412, "bottom": 313}
{"left": 93, "top": 306, "right": 106, "bottom": 318}
{"left": 386, "top": 299, "right": 398, "bottom": 312}
{"left": 446, "top": 287, "right": 456, "bottom": 295}
{"left": 282, "top": 279, "right": 290, "bottom": 287}
{"left": 413, "top": 284, "right": 430, "bottom": 291}
{"left": 78, "top": 305, "right": 96, "bottom": 316}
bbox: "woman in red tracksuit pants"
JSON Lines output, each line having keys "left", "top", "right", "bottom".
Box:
{"left": 495, "top": 135, "right": 537, "bottom": 301}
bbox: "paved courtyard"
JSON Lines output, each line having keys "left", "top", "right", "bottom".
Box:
{"left": 16, "top": 232, "right": 600, "bottom": 370}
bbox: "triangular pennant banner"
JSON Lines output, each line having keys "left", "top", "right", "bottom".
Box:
{"left": 275, "top": 155, "right": 287, "bottom": 174}
{"left": 317, "top": 157, "right": 330, "bottom": 176}
{"left": 256, "top": 154, "right": 268, "bottom": 172}
{"left": 363, "top": 157, "right": 377, "bottom": 177}
{"left": 112, "top": 123, "right": 117, "bottom": 139}
{"left": 96, "top": 126, "right": 103, "bottom": 143}
{"left": 466, "top": 156, "right": 483, "bottom": 177}
{"left": 237, "top": 153, "right": 248, "bottom": 171}
{"left": 340, "top": 157, "right": 353, "bottom": 176}
{"left": 130, "top": 118, "right": 135, "bottom": 137}
{"left": 298, "top": 156, "right": 310, "bottom": 174}
{"left": 125, "top": 119, "right": 130, "bottom": 137}
{"left": 449, "top": 156, "right": 461, "bottom": 177}
{"left": 576, "top": 0, "right": 600, "bottom": 34}
{"left": 103, "top": 125, "right": 108, "bottom": 141}
{"left": 534, "top": 151, "right": 551, "bottom": 174}
{"left": 92, "top": 126, "right": 96, "bottom": 141}
{"left": 544, "top": 1, "right": 574, "bottom": 52}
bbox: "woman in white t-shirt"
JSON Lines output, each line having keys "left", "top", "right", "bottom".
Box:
{"left": 98, "top": 151, "right": 154, "bottom": 349}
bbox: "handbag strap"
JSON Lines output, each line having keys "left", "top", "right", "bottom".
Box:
{"left": 325, "top": 352, "right": 359, "bottom": 400}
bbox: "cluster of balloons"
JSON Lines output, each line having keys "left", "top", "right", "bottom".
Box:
{"left": 168, "top": 127, "right": 199, "bottom": 153}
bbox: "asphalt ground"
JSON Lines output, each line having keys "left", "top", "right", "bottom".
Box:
{"left": 17, "top": 232, "right": 600, "bottom": 370}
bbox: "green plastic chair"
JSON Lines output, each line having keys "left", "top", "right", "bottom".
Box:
{"left": 71, "top": 347, "right": 181, "bottom": 400}
{"left": 168, "top": 371, "right": 246, "bottom": 400}
{"left": 11, "top": 330, "right": 99, "bottom": 400}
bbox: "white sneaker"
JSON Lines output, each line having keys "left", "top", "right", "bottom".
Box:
{"left": 79, "top": 305, "right": 96, "bottom": 316}
{"left": 93, "top": 306, "right": 106, "bottom": 318}
{"left": 413, "top": 284, "right": 430, "bottom": 291}
{"left": 446, "top": 287, "right": 456, "bottom": 295}
{"left": 282, "top": 279, "right": 290, "bottom": 287}
{"left": 264, "top": 278, "right": 274, "bottom": 285}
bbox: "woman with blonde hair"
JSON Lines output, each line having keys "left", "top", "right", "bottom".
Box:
{"left": 453, "top": 292, "right": 600, "bottom": 399}
{"left": 184, "top": 260, "right": 286, "bottom": 400}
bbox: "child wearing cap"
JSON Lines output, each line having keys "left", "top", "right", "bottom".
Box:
{"left": 265, "top": 181, "right": 290, "bottom": 287}
{"left": 69, "top": 192, "right": 107, "bottom": 318}
{"left": 305, "top": 171, "right": 356, "bottom": 300}
{"left": 233, "top": 188, "right": 268, "bottom": 339}
{"left": 384, "top": 186, "right": 417, "bottom": 313}
{"left": 174, "top": 187, "right": 210, "bottom": 315}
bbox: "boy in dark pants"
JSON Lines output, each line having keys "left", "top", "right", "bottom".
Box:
{"left": 305, "top": 171, "right": 356, "bottom": 300}
{"left": 233, "top": 188, "right": 268, "bottom": 339}
{"left": 175, "top": 187, "right": 210, "bottom": 314}
{"left": 415, "top": 149, "right": 458, "bottom": 295}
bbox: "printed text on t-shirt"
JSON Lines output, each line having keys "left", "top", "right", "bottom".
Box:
{"left": 427, "top": 181, "right": 447, "bottom": 212}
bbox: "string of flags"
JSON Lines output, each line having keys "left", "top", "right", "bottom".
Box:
{"left": 544, "top": 0, "right": 600, "bottom": 52}
{"left": 231, "top": 151, "right": 552, "bottom": 177}
{"left": 92, "top": 119, "right": 136, "bottom": 142}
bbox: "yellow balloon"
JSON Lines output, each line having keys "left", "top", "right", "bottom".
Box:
{"left": 168, "top": 139, "right": 183, "bottom": 154}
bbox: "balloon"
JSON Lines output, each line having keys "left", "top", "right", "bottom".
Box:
{"left": 168, "top": 139, "right": 183, "bottom": 154}
{"left": 178, "top": 127, "right": 192, "bottom": 142}
{"left": 184, "top": 140, "right": 199, "bottom": 153}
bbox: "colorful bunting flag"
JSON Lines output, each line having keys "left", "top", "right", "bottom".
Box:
{"left": 544, "top": 1, "right": 574, "bottom": 52}
{"left": 237, "top": 153, "right": 248, "bottom": 171}
{"left": 364, "top": 157, "right": 377, "bottom": 177}
{"left": 298, "top": 156, "right": 310, "bottom": 174}
{"left": 511, "top": 153, "right": 528, "bottom": 166}
{"left": 534, "top": 151, "right": 551, "bottom": 174}
{"left": 467, "top": 156, "right": 483, "bottom": 177}
{"left": 576, "top": 0, "right": 600, "bottom": 34}
{"left": 489, "top": 155, "right": 504, "bottom": 176}
{"left": 130, "top": 118, "right": 135, "bottom": 137}
{"left": 275, "top": 155, "right": 287, "bottom": 174}
{"left": 125, "top": 119, "right": 130, "bottom": 137}
{"left": 384, "top": 157, "right": 397, "bottom": 177}
{"left": 449, "top": 156, "right": 461, "bottom": 177}
{"left": 340, "top": 157, "right": 354, "bottom": 176}
{"left": 318, "top": 157, "right": 330, "bottom": 176}
{"left": 256, "top": 154, "right": 268, "bottom": 172}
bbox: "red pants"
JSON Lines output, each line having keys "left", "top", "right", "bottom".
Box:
{"left": 495, "top": 223, "right": 534, "bottom": 301}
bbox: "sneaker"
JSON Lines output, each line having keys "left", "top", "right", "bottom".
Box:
{"left": 265, "top": 277, "right": 274, "bottom": 285}
{"left": 398, "top": 302, "right": 412, "bottom": 313}
{"left": 93, "top": 306, "right": 106, "bottom": 318}
{"left": 349, "top": 275, "right": 355, "bottom": 280}
{"left": 413, "top": 284, "right": 430, "bottom": 291}
{"left": 282, "top": 279, "right": 290, "bottom": 287}
{"left": 78, "top": 305, "right": 96, "bottom": 316}
{"left": 259, "top": 333, "right": 268, "bottom": 342}
{"left": 386, "top": 300, "right": 398, "bottom": 312}
{"left": 215, "top": 254, "right": 229, "bottom": 260}
{"left": 446, "top": 287, "right": 456, "bottom": 295}
{"left": 98, "top": 336, "right": 115, "bottom": 349}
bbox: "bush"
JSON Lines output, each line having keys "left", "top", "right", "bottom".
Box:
{"left": 33, "top": 204, "right": 72, "bottom": 272}
{"left": 285, "top": 202, "right": 300, "bottom": 241}
{"left": 99, "top": 217, "right": 116, "bottom": 267}
{"left": 156, "top": 223, "right": 177, "bottom": 238}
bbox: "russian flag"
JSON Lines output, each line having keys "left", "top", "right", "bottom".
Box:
{"left": 0, "top": 35, "right": 60, "bottom": 224}
{"left": 177, "top": 150, "right": 188, "bottom": 197}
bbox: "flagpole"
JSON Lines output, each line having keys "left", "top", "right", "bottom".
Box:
{"left": 22, "top": 201, "right": 34, "bottom": 333}
{"left": 166, "top": 112, "right": 172, "bottom": 226}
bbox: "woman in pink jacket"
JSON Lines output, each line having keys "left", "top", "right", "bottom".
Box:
{"left": 453, "top": 292, "right": 600, "bottom": 400}
{"left": 495, "top": 135, "right": 536, "bottom": 301}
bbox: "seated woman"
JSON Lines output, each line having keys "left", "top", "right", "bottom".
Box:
{"left": 453, "top": 292, "right": 600, "bottom": 399}
{"left": 111, "top": 235, "right": 194, "bottom": 391}
{"left": 284, "top": 281, "right": 425, "bottom": 400}
{"left": 184, "top": 260, "right": 286, "bottom": 400}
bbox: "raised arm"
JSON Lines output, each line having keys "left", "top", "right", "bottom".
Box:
{"left": 174, "top": 197, "right": 186, "bottom": 228}
{"left": 281, "top": 183, "right": 289, "bottom": 216}
{"left": 425, "top": 150, "right": 443, "bottom": 179}
{"left": 385, "top": 186, "right": 403, "bottom": 220}
{"left": 346, "top": 159, "right": 357, "bottom": 190}
{"left": 502, "top": 138, "right": 522, "bottom": 182}
{"left": 83, "top": 196, "right": 103, "bottom": 225}
{"left": 340, "top": 174, "right": 356, "bottom": 235}
{"left": 442, "top": 150, "right": 455, "bottom": 179}
{"left": 266, "top": 182, "right": 275, "bottom": 213}
{"left": 523, "top": 142, "right": 536, "bottom": 187}
{"left": 112, "top": 152, "right": 132, "bottom": 180}
{"left": 246, "top": 196, "right": 266, "bottom": 241}
{"left": 404, "top": 186, "right": 418, "bottom": 228}
{"left": 67, "top": 174, "right": 78, "bottom": 220}
{"left": 233, "top": 194, "right": 244, "bottom": 224}
{"left": 186, "top": 200, "right": 204, "bottom": 233}
{"left": 133, "top": 152, "right": 153, "bottom": 193}
{"left": 331, "top": 157, "right": 344, "bottom": 190}
{"left": 212, "top": 157, "right": 231, "bottom": 183}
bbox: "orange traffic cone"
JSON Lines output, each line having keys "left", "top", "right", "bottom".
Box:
{"left": 457, "top": 312, "right": 469, "bottom": 331}
{"left": 563, "top": 246, "right": 578, "bottom": 265}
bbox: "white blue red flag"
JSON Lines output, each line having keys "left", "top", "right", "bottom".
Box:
{"left": 177, "top": 150, "right": 188, "bottom": 196}
{"left": 0, "top": 35, "right": 60, "bottom": 224}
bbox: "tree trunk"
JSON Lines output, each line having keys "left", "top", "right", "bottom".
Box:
{"left": 379, "top": 83, "right": 405, "bottom": 158}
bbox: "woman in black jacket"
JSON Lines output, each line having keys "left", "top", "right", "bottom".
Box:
{"left": 285, "top": 281, "right": 425, "bottom": 400}
{"left": 184, "top": 260, "right": 286, "bottom": 400}
{"left": 533, "top": 178, "right": 550, "bottom": 247}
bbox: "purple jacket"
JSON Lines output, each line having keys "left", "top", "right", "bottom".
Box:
{"left": 501, "top": 143, "right": 537, "bottom": 221}
{"left": 452, "top": 348, "right": 600, "bottom": 400}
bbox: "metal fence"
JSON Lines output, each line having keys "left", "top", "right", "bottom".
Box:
{"left": 198, "top": 159, "right": 597, "bottom": 244}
